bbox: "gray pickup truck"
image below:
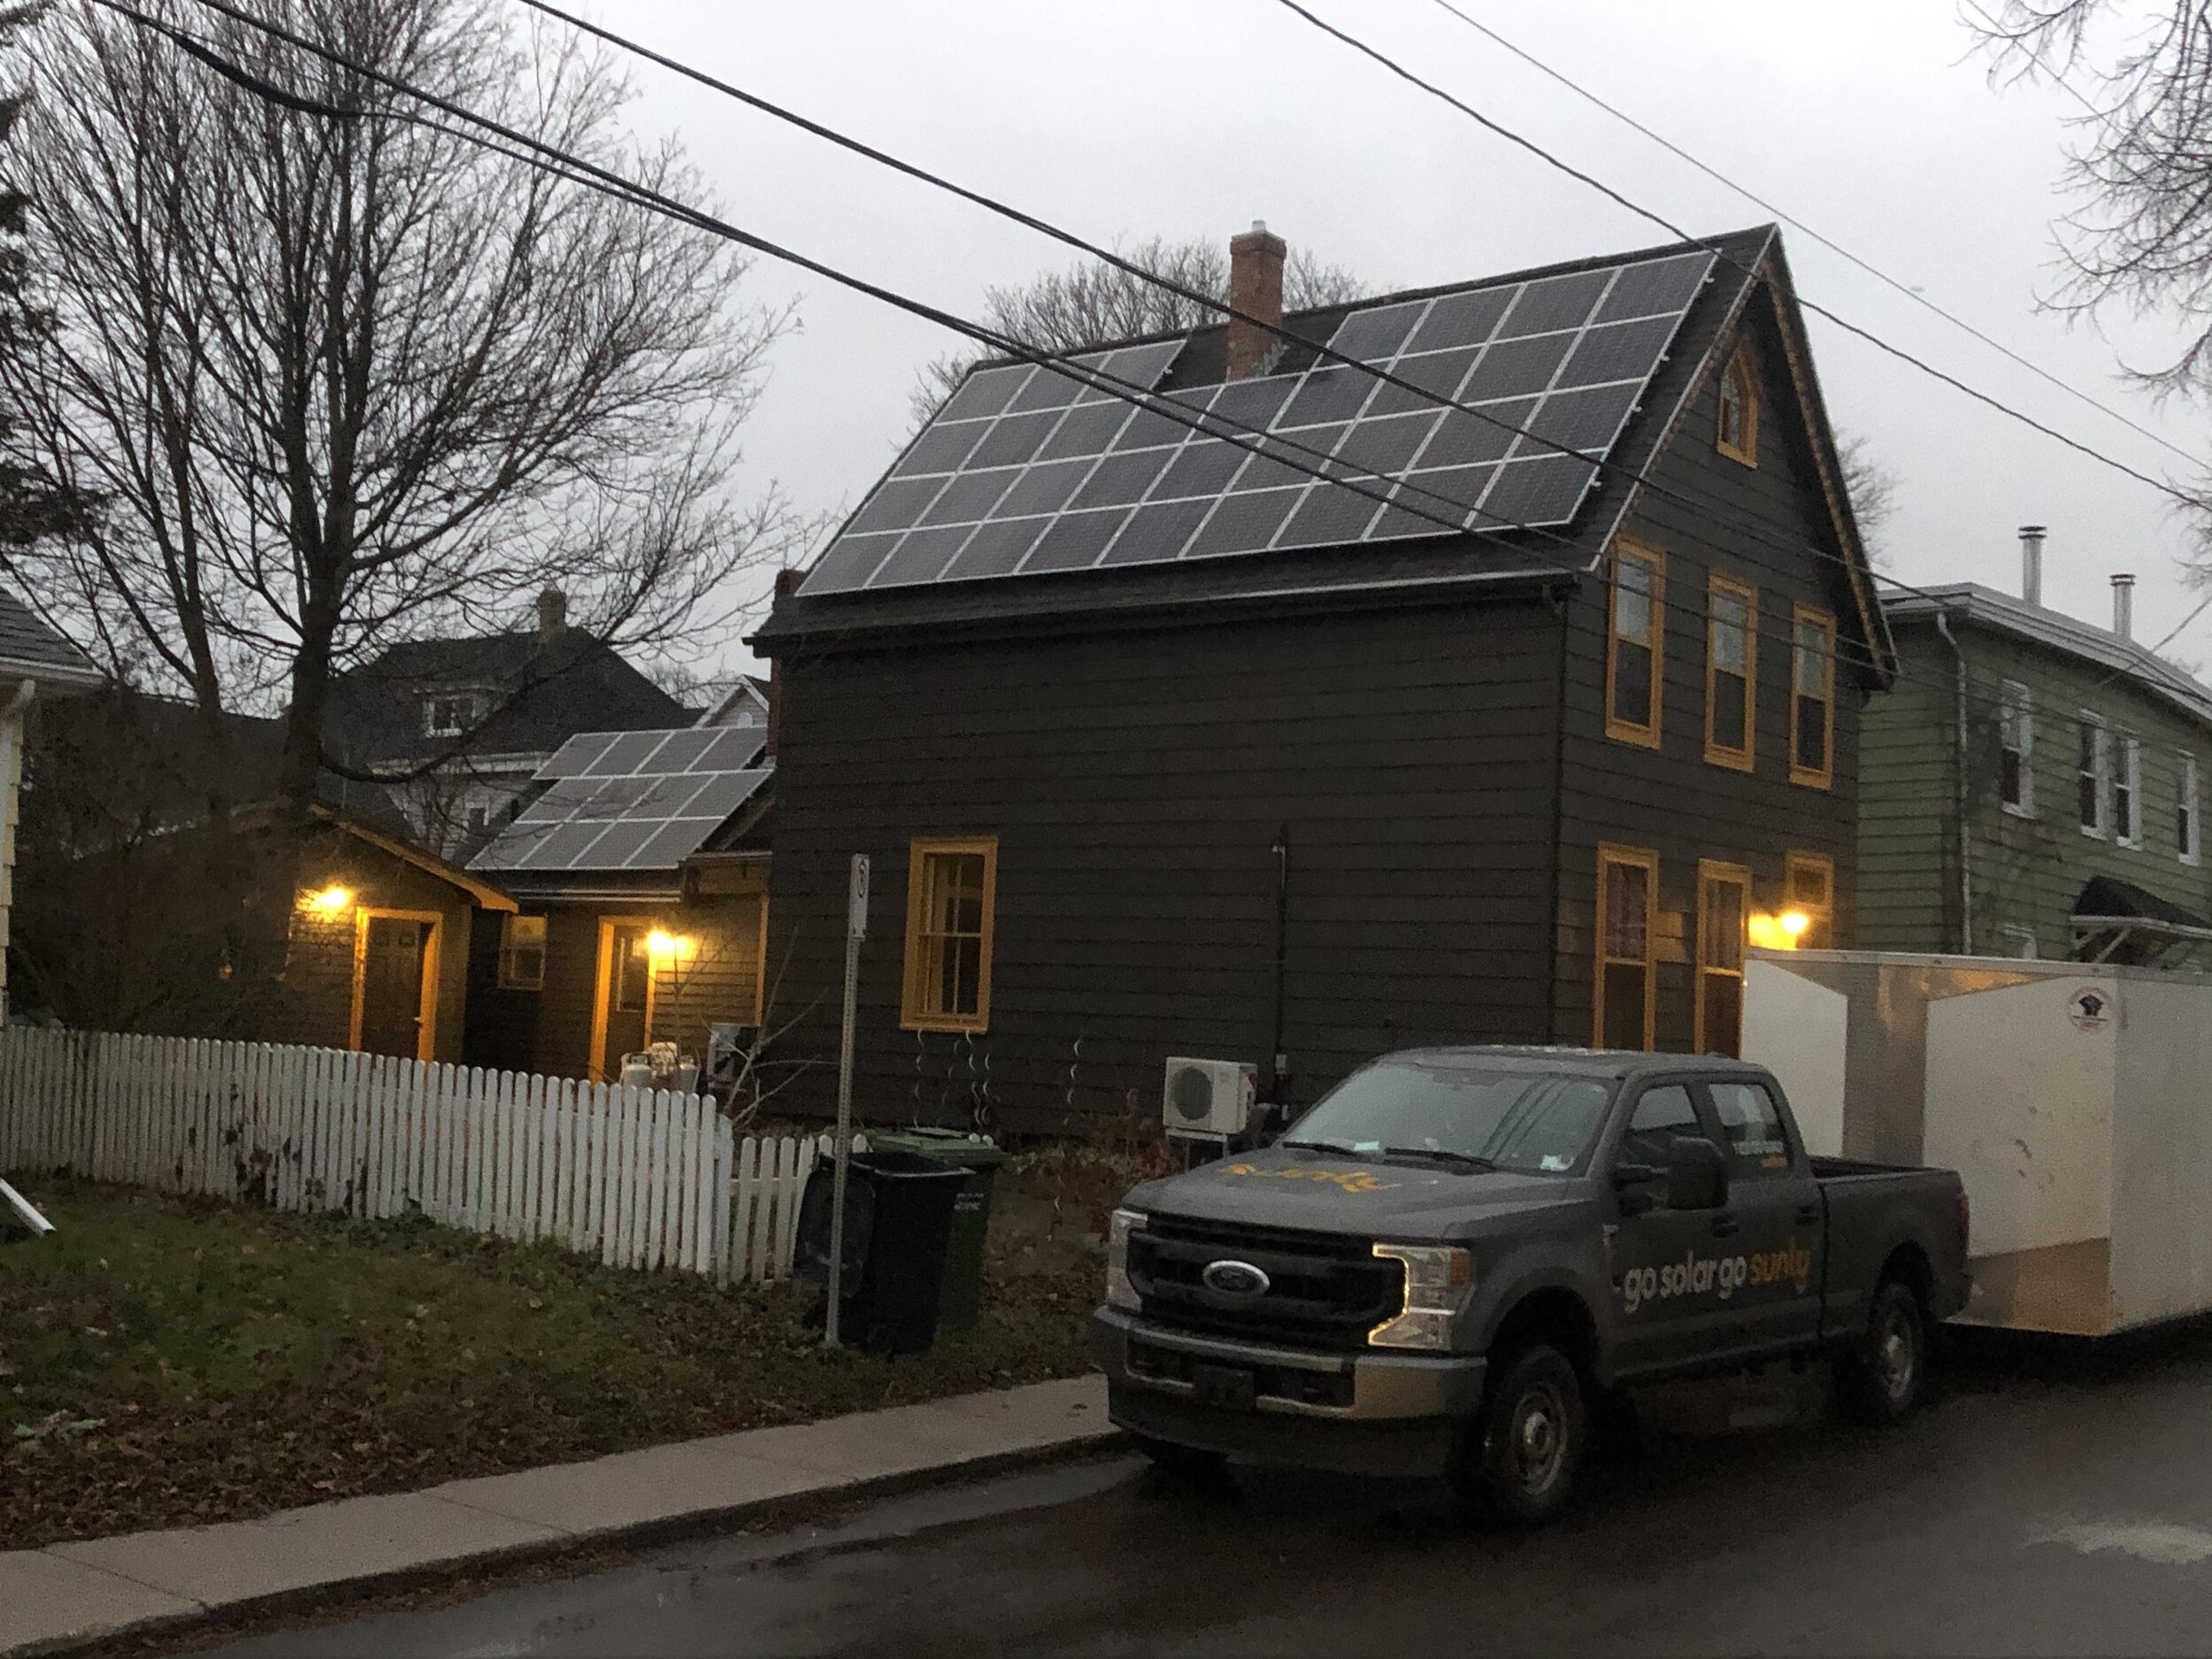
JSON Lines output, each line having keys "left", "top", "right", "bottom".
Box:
{"left": 1094, "top": 1047, "right": 1969, "bottom": 1522}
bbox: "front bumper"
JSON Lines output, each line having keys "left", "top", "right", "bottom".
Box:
{"left": 1092, "top": 1308, "right": 1487, "bottom": 1478}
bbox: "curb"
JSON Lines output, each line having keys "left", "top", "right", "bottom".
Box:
{"left": 3, "top": 1377, "right": 1122, "bottom": 1658}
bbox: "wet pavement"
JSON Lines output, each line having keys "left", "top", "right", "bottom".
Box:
{"left": 203, "top": 1324, "right": 2212, "bottom": 1656}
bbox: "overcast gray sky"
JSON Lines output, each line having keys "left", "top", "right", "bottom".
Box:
{"left": 601, "top": 0, "right": 2212, "bottom": 676}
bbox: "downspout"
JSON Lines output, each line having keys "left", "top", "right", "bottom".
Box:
{"left": 1933, "top": 611, "right": 1972, "bottom": 955}
{"left": 1270, "top": 823, "right": 1289, "bottom": 1107}
{"left": 1543, "top": 586, "right": 1572, "bottom": 1041}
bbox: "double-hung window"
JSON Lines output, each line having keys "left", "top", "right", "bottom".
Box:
{"left": 1789, "top": 606, "right": 1836, "bottom": 787}
{"left": 1705, "top": 575, "right": 1756, "bottom": 769}
{"left": 1999, "top": 680, "right": 2034, "bottom": 817}
{"left": 2116, "top": 733, "right": 2143, "bottom": 848}
{"left": 2182, "top": 752, "right": 2201, "bottom": 865}
{"left": 1594, "top": 845, "right": 1659, "bottom": 1051}
{"left": 1786, "top": 852, "right": 1835, "bottom": 950}
{"left": 496, "top": 914, "right": 546, "bottom": 991}
{"left": 1606, "top": 545, "right": 1664, "bottom": 746}
{"left": 902, "top": 837, "right": 998, "bottom": 1032}
{"left": 1696, "top": 861, "right": 1751, "bottom": 1056}
{"left": 2078, "top": 714, "right": 2110, "bottom": 838}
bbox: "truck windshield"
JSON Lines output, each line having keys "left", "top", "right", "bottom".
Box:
{"left": 1284, "top": 1061, "right": 1614, "bottom": 1175}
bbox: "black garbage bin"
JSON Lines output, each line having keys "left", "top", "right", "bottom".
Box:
{"left": 861, "top": 1129, "right": 1008, "bottom": 1331}
{"left": 795, "top": 1149, "right": 968, "bottom": 1356}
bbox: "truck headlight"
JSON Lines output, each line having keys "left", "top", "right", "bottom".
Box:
{"left": 1105, "top": 1209, "right": 1146, "bottom": 1311}
{"left": 1369, "top": 1243, "right": 1471, "bottom": 1350}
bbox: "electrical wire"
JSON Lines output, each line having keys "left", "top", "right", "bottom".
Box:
{"left": 1267, "top": 0, "right": 2206, "bottom": 512}
{"left": 1421, "top": 0, "right": 2205, "bottom": 472}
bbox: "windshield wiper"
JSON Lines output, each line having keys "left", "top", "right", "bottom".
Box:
{"left": 1376, "top": 1145, "right": 1498, "bottom": 1171}
{"left": 1279, "top": 1138, "right": 1363, "bottom": 1155}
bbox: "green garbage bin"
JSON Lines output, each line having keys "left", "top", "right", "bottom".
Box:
{"left": 861, "top": 1127, "right": 1008, "bottom": 1330}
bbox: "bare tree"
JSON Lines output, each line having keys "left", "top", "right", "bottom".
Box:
{"left": 910, "top": 234, "right": 1369, "bottom": 427}
{"left": 0, "top": 0, "right": 798, "bottom": 828}
{"left": 1836, "top": 430, "right": 1901, "bottom": 565}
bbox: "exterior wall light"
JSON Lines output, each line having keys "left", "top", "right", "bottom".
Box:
{"left": 300, "top": 885, "right": 354, "bottom": 915}
{"left": 1747, "top": 911, "right": 1805, "bottom": 951}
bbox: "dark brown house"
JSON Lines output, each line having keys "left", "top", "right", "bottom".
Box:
{"left": 754, "top": 225, "right": 1892, "bottom": 1131}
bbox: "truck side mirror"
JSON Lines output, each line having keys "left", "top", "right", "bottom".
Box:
{"left": 1665, "top": 1138, "right": 1729, "bottom": 1210}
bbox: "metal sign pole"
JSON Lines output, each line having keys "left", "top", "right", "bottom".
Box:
{"left": 825, "top": 852, "right": 868, "bottom": 1350}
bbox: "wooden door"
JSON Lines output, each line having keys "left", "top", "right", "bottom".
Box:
{"left": 355, "top": 914, "right": 434, "bottom": 1058}
{"left": 595, "top": 920, "right": 654, "bottom": 1079}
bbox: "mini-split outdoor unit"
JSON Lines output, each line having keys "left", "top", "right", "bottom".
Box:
{"left": 1162, "top": 1056, "right": 1257, "bottom": 1138}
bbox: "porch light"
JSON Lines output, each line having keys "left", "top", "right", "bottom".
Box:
{"left": 1780, "top": 910, "right": 1809, "bottom": 938}
{"left": 1747, "top": 911, "right": 1805, "bottom": 951}
{"left": 647, "top": 929, "right": 693, "bottom": 956}
{"left": 301, "top": 885, "right": 354, "bottom": 915}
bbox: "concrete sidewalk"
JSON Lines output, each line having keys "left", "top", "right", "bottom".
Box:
{"left": 0, "top": 1373, "right": 1115, "bottom": 1657}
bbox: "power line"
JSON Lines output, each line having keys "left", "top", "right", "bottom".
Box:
{"left": 100, "top": 0, "right": 2166, "bottom": 716}
{"left": 1267, "top": 0, "right": 2206, "bottom": 513}
{"left": 1420, "top": 0, "right": 2204, "bottom": 472}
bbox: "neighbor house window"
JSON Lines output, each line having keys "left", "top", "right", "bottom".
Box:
{"left": 423, "top": 690, "right": 486, "bottom": 738}
{"left": 1696, "top": 861, "right": 1752, "bottom": 1056}
{"left": 1606, "top": 544, "right": 1664, "bottom": 747}
{"left": 1595, "top": 844, "right": 1659, "bottom": 1050}
{"left": 2116, "top": 733, "right": 2142, "bottom": 848}
{"left": 2078, "top": 713, "right": 2110, "bottom": 838}
{"left": 2182, "top": 752, "right": 2200, "bottom": 865}
{"left": 1999, "top": 680, "right": 2034, "bottom": 818}
{"left": 1789, "top": 606, "right": 1836, "bottom": 787}
{"left": 1717, "top": 346, "right": 1759, "bottom": 465}
{"left": 1705, "top": 574, "right": 1757, "bottom": 770}
{"left": 497, "top": 914, "right": 546, "bottom": 991}
{"left": 902, "top": 837, "right": 998, "bottom": 1032}
{"left": 1786, "top": 852, "right": 1835, "bottom": 950}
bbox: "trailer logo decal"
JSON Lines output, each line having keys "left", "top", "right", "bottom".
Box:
{"left": 1222, "top": 1164, "right": 1400, "bottom": 1194}
{"left": 2069, "top": 987, "right": 2113, "bottom": 1032}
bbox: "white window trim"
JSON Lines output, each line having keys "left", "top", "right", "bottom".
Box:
{"left": 2184, "top": 751, "right": 2201, "bottom": 867}
{"left": 2117, "top": 732, "right": 2144, "bottom": 849}
{"left": 2079, "top": 711, "right": 2110, "bottom": 840}
{"left": 2000, "top": 680, "right": 2035, "bottom": 818}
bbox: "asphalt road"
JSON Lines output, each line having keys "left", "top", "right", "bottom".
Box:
{"left": 206, "top": 1324, "right": 2212, "bottom": 1657}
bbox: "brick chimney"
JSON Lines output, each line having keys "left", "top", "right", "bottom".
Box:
{"left": 535, "top": 587, "right": 567, "bottom": 642}
{"left": 763, "top": 567, "right": 803, "bottom": 762}
{"left": 1225, "top": 220, "right": 1286, "bottom": 381}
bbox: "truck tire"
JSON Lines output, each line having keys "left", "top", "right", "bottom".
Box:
{"left": 1455, "top": 1342, "right": 1587, "bottom": 1525}
{"left": 1837, "top": 1279, "right": 1928, "bottom": 1425}
{"left": 1127, "top": 1432, "right": 1228, "bottom": 1482}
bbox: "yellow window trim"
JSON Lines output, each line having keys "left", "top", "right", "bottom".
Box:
{"left": 1593, "top": 842, "right": 1660, "bottom": 1051}
{"left": 1789, "top": 603, "right": 1837, "bottom": 789}
{"left": 901, "top": 835, "right": 999, "bottom": 1033}
{"left": 1603, "top": 541, "right": 1665, "bottom": 749}
{"left": 1704, "top": 572, "right": 1758, "bottom": 772}
{"left": 1717, "top": 344, "right": 1760, "bottom": 466}
{"left": 1786, "top": 851, "right": 1837, "bottom": 948}
{"left": 587, "top": 914, "right": 662, "bottom": 1083}
{"left": 1694, "top": 860, "right": 1753, "bottom": 1056}
{"left": 495, "top": 912, "right": 546, "bottom": 992}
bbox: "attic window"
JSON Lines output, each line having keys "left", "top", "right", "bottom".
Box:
{"left": 1717, "top": 346, "right": 1759, "bottom": 466}
{"left": 422, "top": 690, "right": 487, "bottom": 739}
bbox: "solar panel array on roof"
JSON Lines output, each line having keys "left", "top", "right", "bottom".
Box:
{"left": 472, "top": 725, "right": 770, "bottom": 874}
{"left": 799, "top": 250, "right": 1714, "bottom": 596}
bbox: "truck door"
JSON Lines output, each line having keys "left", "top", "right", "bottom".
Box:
{"left": 1605, "top": 1081, "right": 1744, "bottom": 1376}
{"left": 1701, "top": 1077, "right": 1823, "bottom": 1355}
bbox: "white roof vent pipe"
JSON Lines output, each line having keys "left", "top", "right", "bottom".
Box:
{"left": 2019, "top": 525, "right": 2046, "bottom": 609}
{"left": 2113, "top": 572, "right": 2136, "bottom": 640}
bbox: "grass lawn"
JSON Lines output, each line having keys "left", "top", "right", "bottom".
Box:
{"left": 0, "top": 1169, "right": 1105, "bottom": 1550}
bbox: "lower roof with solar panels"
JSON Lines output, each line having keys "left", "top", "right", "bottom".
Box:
{"left": 469, "top": 723, "right": 772, "bottom": 894}
{"left": 760, "top": 226, "right": 1808, "bottom": 649}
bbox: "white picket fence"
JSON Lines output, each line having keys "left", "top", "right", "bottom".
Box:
{"left": 0, "top": 1026, "right": 851, "bottom": 1285}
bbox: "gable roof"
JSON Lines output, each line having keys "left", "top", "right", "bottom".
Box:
{"left": 0, "top": 589, "right": 102, "bottom": 687}
{"left": 756, "top": 225, "right": 1888, "bottom": 681}
{"left": 1884, "top": 581, "right": 2212, "bottom": 727}
{"left": 324, "top": 626, "right": 690, "bottom": 769}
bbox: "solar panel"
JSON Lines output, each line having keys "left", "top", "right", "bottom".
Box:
{"left": 477, "top": 726, "right": 771, "bottom": 874}
{"left": 798, "top": 247, "right": 1715, "bottom": 595}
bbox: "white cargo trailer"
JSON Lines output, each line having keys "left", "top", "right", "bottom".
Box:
{"left": 1741, "top": 948, "right": 2212, "bottom": 1337}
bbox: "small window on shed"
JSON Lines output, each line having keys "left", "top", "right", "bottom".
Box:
{"left": 1717, "top": 347, "right": 1759, "bottom": 465}
{"left": 497, "top": 914, "right": 546, "bottom": 991}
{"left": 1606, "top": 544, "right": 1664, "bottom": 748}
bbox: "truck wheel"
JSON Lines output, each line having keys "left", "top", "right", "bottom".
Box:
{"left": 1837, "top": 1279, "right": 1928, "bottom": 1425}
{"left": 1456, "top": 1343, "right": 1587, "bottom": 1525}
{"left": 1127, "top": 1432, "right": 1228, "bottom": 1482}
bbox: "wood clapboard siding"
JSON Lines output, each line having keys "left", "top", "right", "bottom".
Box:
{"left": 769, "top": 596, "right": 1565, "bottom": 1127}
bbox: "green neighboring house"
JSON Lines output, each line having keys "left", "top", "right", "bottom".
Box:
{"left": 1861, "top": 546, "right": 2212, "bottom": 963}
